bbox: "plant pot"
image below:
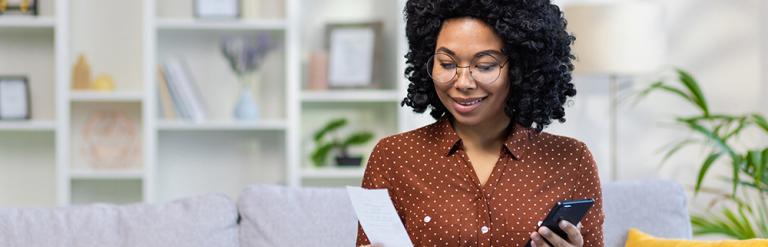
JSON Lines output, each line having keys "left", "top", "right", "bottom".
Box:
{"left": 335, "top": 156, "right": 363, "bottom": 167}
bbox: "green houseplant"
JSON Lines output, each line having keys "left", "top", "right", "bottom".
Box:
{"left": 310, "top": 118, "right": 374, "bottom": 167}
{"left": 637, "top": 68, "right": 768, "bottom": 238}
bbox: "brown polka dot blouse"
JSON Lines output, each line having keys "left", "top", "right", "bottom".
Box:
{"left": 356, "top": 117, "right": 605, "bottom": 247}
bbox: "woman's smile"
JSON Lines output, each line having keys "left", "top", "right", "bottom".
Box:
{"left": 450, "top": 95, "right": 487, "bottom": 114}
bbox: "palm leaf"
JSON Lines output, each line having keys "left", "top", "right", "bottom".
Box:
{"left": 757, "top": 148, "right": 768, "bottom": 188}
{"left": 691, "top": 214, "right": 742, "bottom": 239}
{"left": 695, "top": 152, "right": 722, "bottom": 194}
{"left": 679, "top": 114, "right": 738, "bottom": 123}
{"left": 753, "top": 114, "right": 768, "bottom": 134}
{"left": 722, "top": 117, "right": 747, "bottom": 142}
{"left": 657, "top": 139, "right": 697, "bottom": 168}
{"left": 683, "top": 119, "right": 737, "bottom": 159}
{"left": 676, "top": 68, "right": 710, "bottom": 116}
{"left": 645, "top": 81, "right": 697, "bottom": 107}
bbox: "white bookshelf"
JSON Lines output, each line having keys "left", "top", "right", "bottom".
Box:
{"left": 156, "top": 119, "right": 287, "bottom": 131}
{"left": 156, "top": 18, "right": 287, "bottom": 30}
{"left": 69, "top": 91, "right": 145, "bottom": 102}
{"left": 0, "top": 16, "right": 55, "bottom": 28}
{"left": 301, "top": 90, "right": 401, "bottom": 102}
{"left": 0, "top": 121, "right": 57, "bottom": 131}
{"left": 0, "top": 0, "right": 418, "bottom": 207}
{"left": 70, "top": 170, "right": 144, "bottom": 180}
{"left": 301, "top": 167, "right": 365, "bottom": 179}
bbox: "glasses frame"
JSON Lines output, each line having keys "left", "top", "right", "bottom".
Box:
{"left": 426, "top": 52, "right": 510, "bottom": 85}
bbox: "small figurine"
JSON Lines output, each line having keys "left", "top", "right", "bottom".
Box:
{"left": 19, "top": 0, "right": 28, "bottom": 13}
{"left": 72, "top": 54, "right": 92, "bottom": 90}
{"left": 92, "top": 74, "right": 115, "bottom": 91}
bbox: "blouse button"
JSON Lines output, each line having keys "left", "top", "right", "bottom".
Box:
{"left": 423, "top": 216, "right": 432, "bottom": 223}
{"left": 481, "top": 226, "right": 489, "bottom": 234}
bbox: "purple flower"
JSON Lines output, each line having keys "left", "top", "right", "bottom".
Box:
{"left": 220, "top": 33, "right": 279, "bottom": 76}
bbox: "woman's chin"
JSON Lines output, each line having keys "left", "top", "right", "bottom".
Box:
{"left": 450, "top": 113, "right": 485, "bottom": 127}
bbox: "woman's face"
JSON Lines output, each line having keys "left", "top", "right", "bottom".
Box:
{"left": 432, "top": 17, "right": 510, "bottom": 127}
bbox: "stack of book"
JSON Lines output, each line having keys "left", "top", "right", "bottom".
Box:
{"left": 157, "top": 58, "right": 207, "bottom": 122}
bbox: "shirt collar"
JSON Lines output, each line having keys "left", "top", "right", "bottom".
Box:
{"left": 434, "top": 117, "right": 536, "bottom": 160}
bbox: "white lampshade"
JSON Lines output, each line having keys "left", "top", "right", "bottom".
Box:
{"left": 565, "top": 3, "right": 666, "bottom": 75}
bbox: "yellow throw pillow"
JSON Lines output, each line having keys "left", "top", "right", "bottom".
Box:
{"left": 625, "top": 228, "right": 768, "bottom": 247}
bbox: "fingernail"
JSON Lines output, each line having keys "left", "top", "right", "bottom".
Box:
{"left": 539, "top": 227, "right": 550, "bottom": 234}
{"left": 560, "top": 220, "right": 568, "bottom": 228}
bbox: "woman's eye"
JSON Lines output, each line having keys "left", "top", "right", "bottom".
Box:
{"left": 474, "top": 64, "right": 498, "bottom": 72}
{"left": 440, "top": 63, "right": 457, "bottom": 69}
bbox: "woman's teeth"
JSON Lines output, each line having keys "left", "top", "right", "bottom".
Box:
{"left": 457, "top": 98, "right": 483, "bottom": 106}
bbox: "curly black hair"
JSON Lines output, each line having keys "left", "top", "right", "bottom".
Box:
{"left": 401, "top": 0, "right": 577, "bottom": 132}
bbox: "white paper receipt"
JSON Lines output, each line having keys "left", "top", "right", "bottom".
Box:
{"left": 347, "top": 186, "right": 413, "bottom": 247}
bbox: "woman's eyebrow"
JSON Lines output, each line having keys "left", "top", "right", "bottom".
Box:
{"left": 435, "top": 47, "right": 504, "bottom": 58}
{"left": 436, "top": 47, "right": 456, "bottom": 56}
{"left": 475, "top": 50, "right": 504, "bottom": 57}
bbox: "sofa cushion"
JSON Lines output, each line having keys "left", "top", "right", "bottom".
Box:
{"left": 0, "top": 193, "right": 239, "bottom": 247}
{"left": 238, "top": 185, "right": 357, "bottom": 247}
{"left": 603, "top": 180, "right": 693, "bottom": 247}
{"left": 625, "top": 228, "right": 768, "bottom": 247}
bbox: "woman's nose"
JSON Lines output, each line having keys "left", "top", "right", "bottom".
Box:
{"left": 454, "top": 67, "right": 477, "bottom": 90}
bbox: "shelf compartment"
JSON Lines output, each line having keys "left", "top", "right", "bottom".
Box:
{"left": 0, "top": 132, "right": 56, "bottom": 207}
{"left": 70, "top": 102, "right": 144, "bottom": 172}
{"left": 156, "top": 131, "right": 285, "bottom": 202}
{"left": 70, "top": 179, "right": 142, "bottom": 205}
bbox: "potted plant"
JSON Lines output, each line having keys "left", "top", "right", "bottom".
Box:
{"left": 637, "top": 68, "right": 768, "bottom": 238}
{"left": 310, "top": 118, "right": 374, "bottom": 167}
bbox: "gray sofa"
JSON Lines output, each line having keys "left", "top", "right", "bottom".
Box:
{"left": 0, "top": 180, "right": 691, "bottom": 247}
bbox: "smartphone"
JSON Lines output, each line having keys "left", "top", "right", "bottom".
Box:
{"left": 524, "top": 199, "right": 594, "bottom": 247}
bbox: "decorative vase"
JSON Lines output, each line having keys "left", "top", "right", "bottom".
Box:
{"left": 233, "top": 72, "right": 260, "bottom": 120}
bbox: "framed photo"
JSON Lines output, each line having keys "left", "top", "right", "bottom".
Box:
{"left": 325, "top": 22, "right": 382, "bottom": 88}
{"left": 0, "top": 76, "right": 31, "bottom": 120}
{"left": 194, "top": 0, "right": 240, "bottom": 19}
{"left": 0, "top": 0, "right": 38, "bottom": 16}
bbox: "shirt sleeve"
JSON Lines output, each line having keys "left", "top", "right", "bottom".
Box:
{"left": 573, "top": 141, "right": 605, "bottom": 247}
{"left": 356, "top": 140, "right": 392, "bottom": 246}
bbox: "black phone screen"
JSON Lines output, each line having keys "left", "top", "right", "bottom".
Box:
{"left": 524, "top": 199, "right": 594, "bottom": 247}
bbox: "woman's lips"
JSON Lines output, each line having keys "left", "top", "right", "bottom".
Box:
{"left": 451, "top": 96, "right": 486, "bottom": 114}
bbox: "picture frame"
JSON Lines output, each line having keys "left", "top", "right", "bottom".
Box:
{"left": 0, "top": 76, "right": 31, "bottom": 120}
{"left": 0, "top": 0, "right": 38, "bottom": 16}
{"left": 194, "top": 0, "right": 240, "bottom": 19}
{"left": 325, "top": 22, "right": 382, "bottom": 88}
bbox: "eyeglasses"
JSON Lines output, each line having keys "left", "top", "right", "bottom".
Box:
{"left": 426, "top": 52, "right": 509, "bottom": 85}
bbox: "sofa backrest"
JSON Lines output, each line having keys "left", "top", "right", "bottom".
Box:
{"left": 238, "top": 185, "right": 359, "bottom": 247}
{"left": 0, "top": 194, "right": 239, "bottom": 247}
{"left": 239, "top": 180, "right": 692, "bottom": 247}
{"left": 602, "top": 180, "right": 692, "bottom": 247}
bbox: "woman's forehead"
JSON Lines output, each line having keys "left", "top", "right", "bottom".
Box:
{"left": 435, "top": 17, "right": 504, "bottom": 58}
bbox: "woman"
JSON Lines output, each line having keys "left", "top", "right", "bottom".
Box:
{"left": 358, "top": 0, "right": 603, "bottom": 246}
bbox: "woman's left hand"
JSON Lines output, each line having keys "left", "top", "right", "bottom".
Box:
{"left": 529, "top": 220, "right": 583, "bottom": 247}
